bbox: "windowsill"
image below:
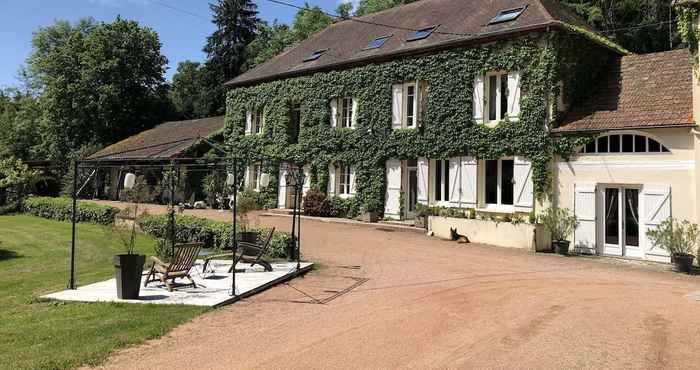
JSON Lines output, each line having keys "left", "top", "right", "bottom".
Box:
{"left": 477, "top": 205, "right": 515, "bottom": 214}
{"left": 336, "top": 193, "right": 354, "bottom": 199}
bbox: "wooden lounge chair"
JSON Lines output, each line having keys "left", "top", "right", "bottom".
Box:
{"left": 202, "top": 228, "right": 276, "bottom": 274}
{"left": 144, "top": 242, "right": 203, "bottom": 291}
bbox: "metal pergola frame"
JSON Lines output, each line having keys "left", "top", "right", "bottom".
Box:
{"left": 68, "top": 139, "right": 306, "bottom": 297}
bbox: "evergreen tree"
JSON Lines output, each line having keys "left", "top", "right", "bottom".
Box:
{"left": 201, "top": 0, "right": 259, "bottom": 116}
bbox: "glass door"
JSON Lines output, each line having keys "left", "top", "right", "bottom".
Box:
{"left": 602, "top": 187, "right": 641, "bottom": 257}
{"left": 405, "top": 160, "right": 418, "bottom": 219}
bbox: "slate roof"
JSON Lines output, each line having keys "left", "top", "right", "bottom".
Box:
{"left": 227, "top": 0, "right": 602, "bottom": 87}
{"left": 554, "top": 49, "right": 694, "bottom": 133}
{"left": 89, "top": 116, "right": 225, "bottom": 160}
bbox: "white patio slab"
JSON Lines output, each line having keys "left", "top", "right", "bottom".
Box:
{"left": 42, "top": 260, "right": 313, "bottom": 307}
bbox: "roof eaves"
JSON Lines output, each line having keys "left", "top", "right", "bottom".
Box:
{"left": 551, "top": 123, "right": 697, "bottom": 134}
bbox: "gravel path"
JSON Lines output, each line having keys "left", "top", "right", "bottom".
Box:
{"left": 87, "top": 201, "right": 700, "bottom": 369}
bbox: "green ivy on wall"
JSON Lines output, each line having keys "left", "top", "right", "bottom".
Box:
{"left": 225, "top": 31, "right": 611, "bottom": 214}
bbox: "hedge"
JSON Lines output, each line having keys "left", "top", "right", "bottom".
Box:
{"left": 22, "top": 196, "right": 119, "bottom": 225}
{"left": 138, "top": 214, "right": 292, "bottom": 259}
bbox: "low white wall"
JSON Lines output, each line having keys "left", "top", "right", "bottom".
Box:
{"left": 429, "top": 216, "right": 551, "bottom": 251}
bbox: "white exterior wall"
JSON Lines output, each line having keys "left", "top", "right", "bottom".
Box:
{"left": 554, "top": 128, "right": 696, "bottom": 261}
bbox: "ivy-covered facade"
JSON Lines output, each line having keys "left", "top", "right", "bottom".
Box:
{"left": 224, "top": 30, "right": 612, "bottom": 219}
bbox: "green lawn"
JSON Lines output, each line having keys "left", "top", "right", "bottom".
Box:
{"left": 0, "top": 215, "right": 206, "bottom": 370}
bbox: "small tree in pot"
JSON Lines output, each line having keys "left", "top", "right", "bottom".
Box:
{"left": 646, "top": 218, "right": 700, "bottom": 274}
{"left": 112, "top": 173, "right": 147, "bottom": 299}
{"left": 539, "top": 207, "right": 578, "bottom": 255}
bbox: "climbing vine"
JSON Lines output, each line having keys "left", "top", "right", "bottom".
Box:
{"left": 226, "top": 31, "right": 612, "bottom": 214}
{"left": 679, "top": 7, "right": 700, "bottom": 60}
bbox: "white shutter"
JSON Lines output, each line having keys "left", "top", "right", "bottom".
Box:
{"left": 330, "top": 99, "right": 338, "bottom": 128}
{"left": 417, "top": 158, "right": 429, "bottom": 204}
{"left": 513, "top": 156, "right": 533, "bottom": 212}
{"left": 473, "top": 75, "right": 484, "bottom": 123}
{"left": 327, "top": 164, "right": 336, "bottom": 196}
{"left": 574, "top": 183, "right": 597, "bottom": 255}
{"left": 392, "top": 84, "right": 403, "bottom": 129}
{"left": 460, "top": 157, "right": 477, "bottom": 208}
{"left": 277, "top": 166, "right": 287, "bottom": 209}
{"left": 245, "top": 111, "right": 252, "bottom": 134}
{"left": 302, "top": 165, "right": 311, "bottom": 196}
{"left": 349, "top": 166, "right": 357, "bottom": 196}
{"left": 642, "top": 185, "right": 672, "bottom": 261}
{"left": 507, "top": 71, "right": 521, "bottom": 120}
{"left": 448, "top": 157, "right": 461, "bottom": 207}
{"left": 384, "top": 159, "right": 402, "bottom": 219}
{"left": 351, "top": 98, "right": 358, "bottom": 128}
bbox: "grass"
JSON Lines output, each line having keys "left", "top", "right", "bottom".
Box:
{"left": 0, "top": 215, "right": 207, "bottom": 370}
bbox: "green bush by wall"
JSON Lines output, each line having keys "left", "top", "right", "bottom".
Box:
{"left": 22, "top": 196, "right": 119, "bottom": 225}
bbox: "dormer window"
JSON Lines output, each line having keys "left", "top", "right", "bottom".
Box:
{"left": 489, "top": 6, "right": 527, "bottom": 25}
{"left": 303, "top": 49, "right": 327, "bottom": 62}
{"left": 366, "top": 35, "right": 392, "bottom": 50}
{"left": 407, "top": 26, "right": 437, "bottom": 42}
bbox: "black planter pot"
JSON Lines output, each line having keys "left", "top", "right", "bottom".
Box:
{"left": 552, "top": 240, "right": 570, "bottom": 256}
{"left": 113, "top": 254, "right": 146, "bottom": 299}
{"left": 672, "top": 253, "right": 695, "bottom": 274}
{"left": 239, "top": 231, "right": 258, "bottom": 244}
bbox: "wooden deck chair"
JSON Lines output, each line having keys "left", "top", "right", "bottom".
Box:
{"left": 202, "top": 228, "right": 276, "bottom": 273}
{"left": 144, "top": 242, "right": 203, "bottom": 292}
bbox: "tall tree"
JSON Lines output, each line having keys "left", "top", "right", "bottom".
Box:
{"left": 27, "top": 17, "right": 172, "bottom": 161}
{"left": 201, "top": 0, "right": 259, "bottom": 116}
{"left": 169, "top": 61, "right": 206, "bottom": 119}
{"left": 291, "top": 3, "right": 333, "bottom": 41}
{"left": 0, "top": 89, "right": 44, "bottom": 160}
{"left": 354, "top": 0, "right": 417, "bottom": 17}
{"left": 244, "top": 20, "right": 294, "bottom": 71}
{"left": 560, "top": 0, "right": 680, "bottom": 53}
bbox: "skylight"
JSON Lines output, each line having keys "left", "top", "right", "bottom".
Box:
{"left": 406, "top": 26, "right": 437, "bottom": 42}
{"left": 303, "top": 49, "right": 327, "bottom": 62}
{"left": 365, "top": 35, "right": 392, "bottom": 50}
{"left": 489, "top": 6, "right": 527, "bottom": 25}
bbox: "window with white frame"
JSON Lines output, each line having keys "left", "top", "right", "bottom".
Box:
{"left": 433, "top": 159, "right": 449, "bottom": 203}
{"left": 331, "top": 97, "right": 356, "bottom": 129}
{"left": 248, "top": 164, "right": 262, "bottom": 191}
{"left": 487, "top": 72, "right": 509, "bottom": 122}
{"left": 337, "top": 164, "right": 352, "bottom": 195}
{"left": 246, "top": 109, "right": 264, "bottom": 135}
{"left": 252, "top": 110, "right": 263, "bottom": 134}
{"left": 579, "top": 133, "right": 670, "bottom": 154}
{"left": 484, "top": 159, "right": 514, "bottom": 207}
{"left": 473, "top": 71, "right": 520, "bottom": 124}
{"left": 392, "top": 81, "right": 428, "bottom": 129}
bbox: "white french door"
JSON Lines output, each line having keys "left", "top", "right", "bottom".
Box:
{"left": 602, "top": 186, "right": 642, "bottom": 258}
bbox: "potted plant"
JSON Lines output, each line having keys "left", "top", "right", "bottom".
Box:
{"left": 539, "top": 207, "right": 578, "bottom": 255}
{"left": 414, "top": 203, "right": 431, "bottom": 230}
{"left": 646, "top": 218, "right": 700, "bottom": 274}
{"left": 113, "top": 173, "right": 146, "bottom": 299}
{"left": 236, "top": 189, "right": 261, "bottom": 243}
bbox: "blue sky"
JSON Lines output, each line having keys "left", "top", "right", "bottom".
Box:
{"left": 0, "top": 0, "right": 349, "bottom": 88}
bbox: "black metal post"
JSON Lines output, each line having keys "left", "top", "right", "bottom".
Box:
{"left": 296, "top": 176, "right": 302, "bottom": 271}
{"left": 231, "top": 158, "right": 238, "bottom": 296}
{"left": 169, "top": 162, "right": 176, "bottom": 257}
{"left": 69, "top": 161, "right": 78, "bottom": 289}
{"left": 289, "top": 167, "right": 298, "bottom": 263}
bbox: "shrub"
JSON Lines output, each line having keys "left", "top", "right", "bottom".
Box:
{"left": 539, "top": 207, "right": 578, "bottom": 242}
{"left": 303, "top": 189, "right": 328, "bottom": 216}
{"left": 646, "top": 218, "right": 700, "bottom": 256}
{"left": 138, "top": 214, "right": 292, "bottom": 259}
{"left": 23, "top": 196, "right": 119, "bottom": 225}
{"left": 327, "top": 196, "right": 361, "bottom": 219}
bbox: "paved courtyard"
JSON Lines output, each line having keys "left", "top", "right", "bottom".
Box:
{"left": 89, "top": 202, "right": 700, "bottom": 369}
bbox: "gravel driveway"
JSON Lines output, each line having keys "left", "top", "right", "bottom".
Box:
{"left": 88, "top": 202, "right": 700, "bottom": 369}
